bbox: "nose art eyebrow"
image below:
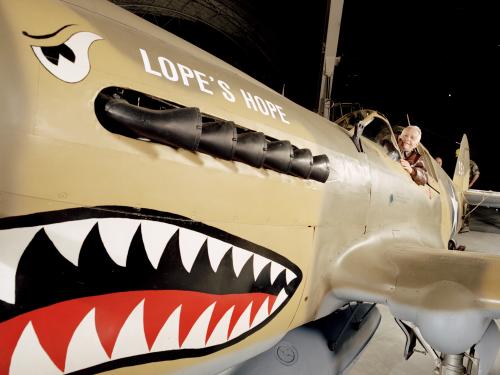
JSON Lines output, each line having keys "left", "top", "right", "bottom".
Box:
{"left": 22, "top": 24, "right": 74, "bottom": 39}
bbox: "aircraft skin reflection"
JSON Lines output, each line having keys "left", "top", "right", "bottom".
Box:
{"left": 0, "top": 0, "right": 499, "bottom": 374}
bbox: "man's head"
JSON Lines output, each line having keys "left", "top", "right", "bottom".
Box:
{"left": 398, "top": 125, "right": 422, "bottom": 152}
{"left": 435, "top": 157, "right": 443, "bottom": 167}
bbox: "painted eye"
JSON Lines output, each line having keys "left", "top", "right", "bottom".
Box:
{"left": 31, "top": 31, "right": 102, "bottom": 83}
{"left": 39, "top": 43, "right": 76, "bottom": 65}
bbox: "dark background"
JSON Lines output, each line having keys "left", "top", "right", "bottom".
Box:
{"left": 332, "top": 0, "right": 499, "bottom": 189}
{"left": 116, "top": 0, "right": 499, "bottom": 189}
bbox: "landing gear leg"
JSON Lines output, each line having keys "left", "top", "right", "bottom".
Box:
{"left": 439, "top": 354, "right": 466, "bottom": 375}
{"left": 448, "top": 239, "right": 466, "bottom": 251}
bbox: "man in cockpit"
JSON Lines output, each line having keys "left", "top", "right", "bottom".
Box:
{"left": 398, "top": 125, "right": 428, "bottom": 185}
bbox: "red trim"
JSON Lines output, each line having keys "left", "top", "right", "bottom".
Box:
{"left": 0, "top": 290, "right": 277, "bottom": 373}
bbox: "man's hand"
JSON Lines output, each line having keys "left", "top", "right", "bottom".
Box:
{"left": 400, "top": 159, "right": 413, "bottom": 175}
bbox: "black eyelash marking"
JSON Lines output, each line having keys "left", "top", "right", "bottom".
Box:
{"left": 22, "top": 24, "right": 74, "bottom": 39}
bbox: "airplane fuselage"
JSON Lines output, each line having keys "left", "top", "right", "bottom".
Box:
{"left": 0, "top": 0, "right": 465, "bottom": 374}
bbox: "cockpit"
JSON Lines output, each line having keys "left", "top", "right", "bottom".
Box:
{"left": 335, "top": 109, "right": 400, "bottom": 161}
{"left": 335, "top": 109, "right": 440, "bottom": 185}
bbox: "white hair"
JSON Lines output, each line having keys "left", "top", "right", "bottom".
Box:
{"left": 406, "top": 125, "right": 421, "bottom": 137}
{"left": 402, "top": 125, "right": 422, "bottom": 141}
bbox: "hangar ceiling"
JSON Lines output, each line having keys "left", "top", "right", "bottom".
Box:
{"left": 110, "top": 0, "right": 330, "bottom": 111}
{"left": 110, "top": 0, "right": 281, "bottom": 91}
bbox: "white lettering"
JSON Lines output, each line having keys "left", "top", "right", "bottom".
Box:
{"left": 276, "top": 105, "right": 290, "bottom": 124}
{"left": 177, "top": 63, "right": 195, "bottom": 86}
{"left": 265, "top": 100, "right": 278, "bottom": 119}
{"left": 139, "top": 48, "right": 161, "bottom": 77}
{"left": 239, "top": 90, "right": 290, "bottom": 124}
{"left": 254, "top": 96, "right": 270, "bottom": 116}
{"left": 139, "top": 48, "right": 290, "bottom": 125}
{"left": 158, "top": 56, "right": 178, "bottom": 81}
{"left": 194, "top": 70, "right": 213, "bottom": 95}
{"left": 240, "top": 89, "right": 258, "bottom": 111}
{"left": 218, "top": 80, "right": 235, "bottom": 102}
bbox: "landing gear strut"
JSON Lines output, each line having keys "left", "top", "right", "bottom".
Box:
{"left": 439, "top": 354, "right": 466, "bottom": 375}
{"left": 396, "top": 319, "right": 480, "bottom": 375}
{"left": 448, "top": 239, "right": 466, "bottom": 251}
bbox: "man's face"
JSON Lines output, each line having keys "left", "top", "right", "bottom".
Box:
{"left": 398, "top": 128, "right": 420, "bottom": 152}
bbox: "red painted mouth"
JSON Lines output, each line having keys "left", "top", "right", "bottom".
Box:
{"left": 0, "top": 290, "right": 281, "bottom": 374}
{"left": 0, "top": 207, "right": 302, "bottom": 374}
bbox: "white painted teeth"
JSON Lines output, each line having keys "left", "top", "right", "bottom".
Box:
{"left": 45, "top": 219, "right": 96, "bottom": 266}
{"left": 270, "top": 262, "right": 286, "bottom": 284}
{"left": 8, "top": 293, "right": 288, "bottom": 374}
{"left": 178, "top": 228, "right": 206, "bottom": 273}
{"left": 151, "top": 306, "right": 181, "bottom": 352}
{"left": 252, "top": 254, "right": 270, "bottom": 281}
{"left": 98, "top": 218, "right": 140, "bottom": 267}
{"left": 0, "top": 218, "right": 298, "bottom": 304}
{"left": 0, "top": 226, "right": 42, "bottom": 304}
{"left": 286, "top": 269, "right": 297, "bottom": 284}
{"left": 251, "top": 297, "right": 270, "bottom": 328}
{"left": 111, "top": 300, "right": 149, "bottom": 360}
{"left": 1, "top": 216, "right": 298, "bottom": 373}
{"left": 228, "top": 303, "right": 252, "bottom": 341}
{"left": 231, "top": 246, "right": 252, "bottom": 277}
{"left": 10, "top": 322, "right": 63, "bottom": 375}
{"left": 271, "top": 289, "right": 288, "bottom": 314}
{"left": 205, "top": 307, "right": 234, "bottom": 347}
{"left": 206, "top": 237, "right": 231, "bottom": 272}
{"left": 65, "top": 309, "right": 109, "bottom": 373}
{"left": 140, "top": 220, "right": 177, "bottom": 269}
{"left": 181, "top": 302, "right": 216, "bottom": 349}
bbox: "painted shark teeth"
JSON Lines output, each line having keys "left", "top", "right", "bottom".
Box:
{"left": 286, "top": 269, "right": 297, "bottom": 284}
{"left": 0, "top": 218, "right": 299, "bottom": 305}
{"left": 45, "top": 219, "right": 96, "bottom": 266}
{"left": 0, "top": 226, "right": 42, "bottom": 304}
{"left": 111, "top": 300, "right": 149, "bottom": 360}
{"left": 151, "top": 306, "right": 181, "bottom": 352}
{"left": 65, "top": 309, "right": 109, "bottom": 373}
{"left": 206, "top": 237, "right": 231, "bottom": 272}
{"left": 5, "top": 292, "right": 287, "bottom": 375}
{"left": 0, "top": 208, "right": 302, "bottom": 374}
{"left": 205, "top": 306, "right": 234, "bottom": 347}
{"left": 10, "top": 322, "right": 62, "bottom": 375}
{"left": 178, "top": 227, "right": 206, "bottom": 273}
{"left": 98, "top": 218, "right": 140, "bottom": 267}
{"left": 271, "top": 289, "right": 288, "bottom": 315}
{"left": 251, "top": 297, "right": 271, "bottom": 328}
{"left": 270, "top": 262, "right": 286, "bottom": 284}
{"left": 140, "top": 220, "right": 177, "bottom": 269}
{"left": 232, "top": 246, "right": 253, "bottom": 277}
{"left": 181, "top": 302, "right": 216, "bottom": 349}
{"left": 228, "top": 302, "right": 252, "bottom": 341}
{"left": 253, "top": 254, "right": 271, "bottom": 281}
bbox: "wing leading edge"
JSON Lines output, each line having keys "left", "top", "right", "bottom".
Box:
{"left": 331, "top": 244, "right": 500, "bottom": 354}
{"left": 465, "top": 189, "right": 500, "bottom": 208}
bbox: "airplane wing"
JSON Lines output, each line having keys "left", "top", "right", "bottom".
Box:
{"left": 465, "top": 189, "right": 500, "bottom": 208}
{"left": 332, "top": 244, "right": 500, "bottom": 354}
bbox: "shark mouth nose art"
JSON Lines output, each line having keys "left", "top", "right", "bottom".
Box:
{"left": 0, "top": 207, "right": 301, "bottom": 374}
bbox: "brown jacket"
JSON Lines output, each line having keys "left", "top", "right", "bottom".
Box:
{"left": 403, "top": 149, "right": 428, "bottom": 185}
